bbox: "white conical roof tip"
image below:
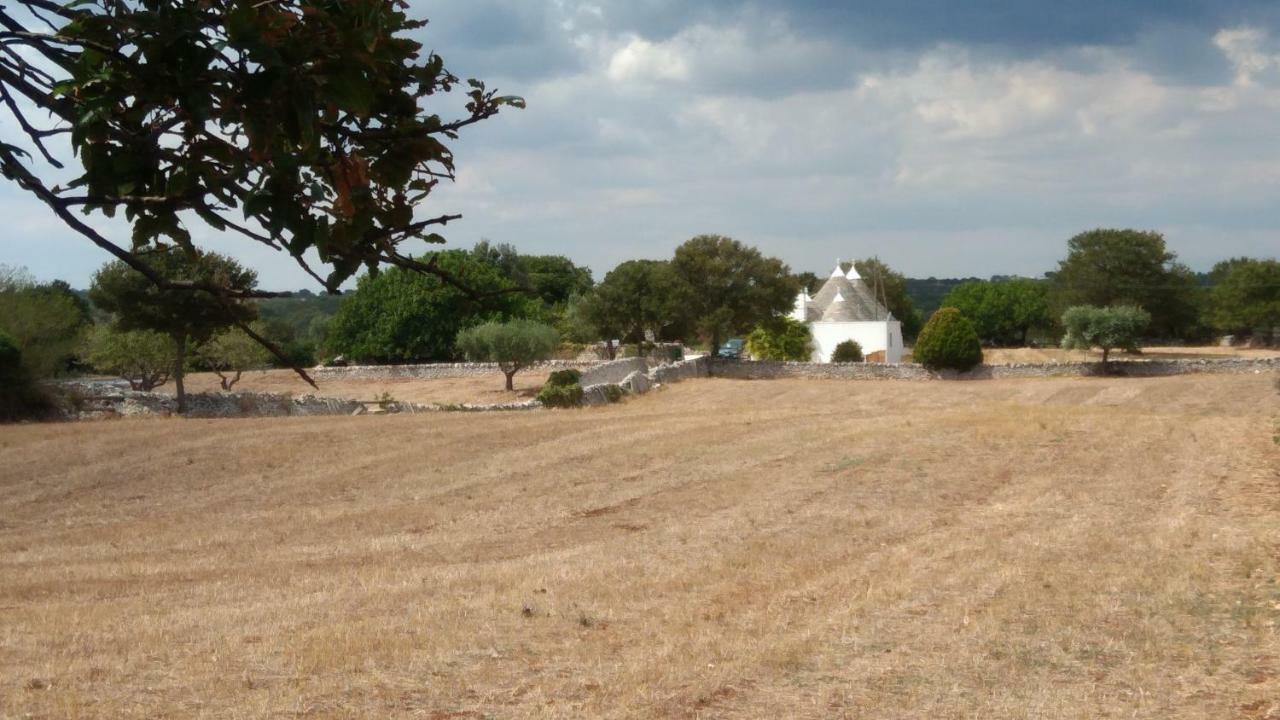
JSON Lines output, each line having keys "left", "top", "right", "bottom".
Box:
{"left": 830, "top": 259, "right": 844, "bottom": 277}
{"left": 832, "top": 290, "right": 845, "bottom": 303}
{"left": 845, "top": 262, "right": 862, "bottom": 281}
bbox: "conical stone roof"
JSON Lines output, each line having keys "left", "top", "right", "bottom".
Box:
{"left": 810, "top": 267, "right": 891, "bottom": 322}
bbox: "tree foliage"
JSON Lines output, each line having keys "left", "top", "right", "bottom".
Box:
{"left": 455, "top": 319, "right": 558, "bottom": 391}
{"left": 89, "top": 248, "right": 257, "bottom": 410}
{"left": 831, "top": 339, "right": 864, "bottom": 363}
{"left": 913, "top": 308, "right": 983, "bottom": 371}
{"left": 0, "top": 330, "right": 48, "bottom": 421}
{"left": 1049, "top": 229, "right": 1200, "bottom": 338}
{"left": 670, "top": 235, "right": 795, "bottom": 356}
{"left": 324, "top": 250, "right": 522, "bottom": 363}
{"left": 81, "top": 325, "right": 174, "bottom": 391}
{"left": 1060, "top": 305, "right": 1151, "bottom": 365}
{"left": 197, "top": 324, "right": 273, "bottom": 390}
{"left": 592, "top": 260, "right": 683, "bottom": 345}
{"left": 745, "top": 316, "right": 812, "bottom": 361}
{"left": 0, "top": 266, "right": 90, "bottom": 377}
{"left": 1208, "top": 258, "right": 1280, "bottom": 339}
{"left": 941, "top": 278, "right": 1050, "bottom": 346}
{"left": 0, "top": 0, "right": 521, "bottom": 379}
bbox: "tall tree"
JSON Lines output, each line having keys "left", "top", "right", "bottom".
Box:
{"left": 591, "top": 260, "right": 683, "bottom": 348}
{"left": 670, "top": 235, "right": 795, "bottom": 356}
{"left": 89, "top": 249, "right": 258, "bottom": 412}
{"left": 941, "top": 278, "right": 1050, "bottom": 346}
{"left": 1049, "top": 229, "right": 1200, "bottom": 338}
{"left": 0, "top": 1, "right": 522, "bottom": 379}
{"left": 1208, "top": 258, "right": 1280, "bottom": 341}
{"left": 324, "top": 250, "right": 523, "bottom": 363}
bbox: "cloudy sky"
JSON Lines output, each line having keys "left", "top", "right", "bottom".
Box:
{"left": 4, "top": 1, "right": 1280, "bottom": 288}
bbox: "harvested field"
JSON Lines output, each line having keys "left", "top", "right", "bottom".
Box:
{"left": 170, "top": 368, "right": 553, "bottom": 406}
{"left": 981, "top": 345, "right": 1280, "bottom": 364}
{"left": 2, "top": 373, "right": 1278, "bottom": 718}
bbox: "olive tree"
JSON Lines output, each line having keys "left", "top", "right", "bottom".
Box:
{"left": 89, "top": 249, "right": 258, "bottom": 411}
{"left": 455, "top": 320, "right": 558, "bottom": 391}
{"left": 82, "top": 325, "right": 174, "bottom": 391}
{"left": 1060, "top": 305, "right": 1151, "bottom": 366}
{"left": 197, "top": 324, "right": 273, "bottom": 391}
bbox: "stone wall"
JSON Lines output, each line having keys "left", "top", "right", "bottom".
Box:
{"left": 708, "top": 356, "right": 1280, "bottom": 381}
{"left": 578, "top": 357, "right": 649, "bottom": 386}
{"left": 649, "top": 355, "right": 710, "bottom": 383}
{"left": 311, "top": 359, "right": 598, "bottom": 381}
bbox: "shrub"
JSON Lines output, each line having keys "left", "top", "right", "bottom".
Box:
{"left": 536, "top": 383, "right": 583, "bottom": 408}
{"left": 546, "top": 369, "right": 582, "bottom": 387}
{"left": 0, "top": 331, "right": 48, "bottom": 421}
{"left": 601, "top": 384, "right": 624, "bottom": 403}
{"left": 82, "top": 325, "right": 174, "bottom": 391}
{"left": 745, "top": 316, "right": 812, "bottom": 361}
{"left": 913, "top": 308, "right": 983, "bottom": 371}
{"left": 831, "top": 339, "right": 864, "bottom": 363}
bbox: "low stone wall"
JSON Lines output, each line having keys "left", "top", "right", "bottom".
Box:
{"left": 311, "top": 359, "right": 598, "bottom": 381}
{"left": 70, "top": 388, "right": 365, "bottom": 419}
{"left": 649, "top": 355, "right": 710, "bottom": 383}
{"left": 708, "top": 356, "right": 1280, "bottom": 381}
{"left": 578, "top": 357, "right": 649, "bottom": 386}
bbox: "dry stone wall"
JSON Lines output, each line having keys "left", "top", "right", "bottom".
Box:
{"left": 708, "top": 357, "right": 1280, "bottom": 380}
{"left": 311, "top": 359, "right": 598, "bottom": 381}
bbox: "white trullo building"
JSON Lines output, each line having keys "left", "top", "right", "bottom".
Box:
{"left": 791, "top": 261, "right": 905, "bottom": 363}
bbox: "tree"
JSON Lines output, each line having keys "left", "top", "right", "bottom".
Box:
{"left": 1049, "top": 229, "right": 1199, "bottom": 338}
{"left": 89, "top": 249, "right": 257, "bottom": 411}
{"left": 455, "top": 320, "right": 558, "bottom": 391}
{"left": 670, "top": 235, "right": 795, "bottom": 356}
{"left": 1060, "top": 305, "right": 1151, "bottom": 366}
{"left": 197, "top": 325, "right": 273, "bottom": 391}
{"left": 941, "top": 278, "right": 1050, "bottom": 346}
{"left": 0, "top": 1, "right": 522, "bottom": 377}
{"left": 81, "top": 325, "right": 174, "bottom": 392}
{"left": 831, "top": 339, "right": 864, "bottom": 363}
{"left": 851, "top": 258, "right": 923, "bottom": 340}
{"left": 913, "top": 308, "right": 983, "bottom": 371}
{"left": 324, "top": 250, "right": 523, "bottom": 363}
{"left": 745, "top": 317, "right": 812, "bottom": 361}
{"left": 593, "top": 260, "right": 683, "bottom": 346}
{"left": 0, "top": 269, "right": 89, "bottom": 377}
{"left": 1208, "top": 258, "right": 1280, "bottom": 341}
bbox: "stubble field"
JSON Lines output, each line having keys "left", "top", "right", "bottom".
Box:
{"left": 2, "top": 372, "right": 1278, "bottom": 718}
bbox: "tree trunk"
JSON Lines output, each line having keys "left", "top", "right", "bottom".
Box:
{"left": 504, "top": 368, "right": 516, "bottom": 391}
{"left": 605, "top": 339, "right": 616, "bottom": 360}
{"left": 174, "top": 334, "right": 187, "bottom": 414}
{"left": 709, "top": 329, "right": 721, "bottom": 358}
{"left": 1101, "top": 347, "right": 1110, "bottom": 367}
{"left": 1020, "top": 326, "right": 1029, "bottom": 346}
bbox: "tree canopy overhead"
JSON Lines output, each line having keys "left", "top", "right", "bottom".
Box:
{"left": 0, "top": 0, "right": 522, "bottom": 307}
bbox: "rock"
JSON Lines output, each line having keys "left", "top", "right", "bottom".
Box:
{"left": 620, "top": 370, "right": 652, "bottom": 395}
{"left": 1219, "top": 335, "right": 1235, "bottom": 347}
{"left": 350, "top": 406, "right": 367, "bottom": 416}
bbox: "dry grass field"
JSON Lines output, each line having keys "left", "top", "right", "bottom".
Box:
{"left": 981, "top": 345, "right": 1280, "bottom": 364}
{"left": 171, "top": 368, "right": 553, "bottom": 406}
{"left": 2, "top": 373, "right": 1278, "bottom": 718}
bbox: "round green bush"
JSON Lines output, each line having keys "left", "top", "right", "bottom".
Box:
{"left": 913, "top": 308, "right": 983, "bottom": 371}
{"left": 546, "top": 368, "right": 582, "bottom": 387}
{"left": 536, "top": 383, "right": 584, "bottom": 408}
{"left": 831, "top": 339, "right": 863, "bottom": 363}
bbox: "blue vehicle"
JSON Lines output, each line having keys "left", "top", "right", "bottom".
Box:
{"left": 718, "top": 338, "right": 745, "bottom": 358}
